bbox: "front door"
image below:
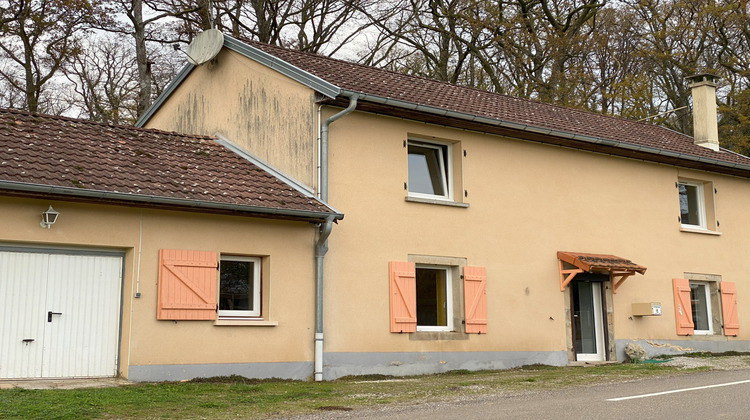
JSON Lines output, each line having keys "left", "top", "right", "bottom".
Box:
{"left": 0, "top": 250, "right": 123, "bottom": 379}
{"left": 571, "top": 280, "right": 606, "bottom": 361}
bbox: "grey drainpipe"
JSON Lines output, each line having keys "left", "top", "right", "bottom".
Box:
{"left": 314, "top": 94, "right": 358, "bottom": 382}
{"left": 320, "top": 95, "right": 358, "bottom": 202}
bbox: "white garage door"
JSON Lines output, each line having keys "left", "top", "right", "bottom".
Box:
{"left": 0, "top": 249, "right": 123, "bottom": 379}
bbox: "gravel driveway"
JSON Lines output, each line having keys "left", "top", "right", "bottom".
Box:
{"left": 661, "top": 355, "right": 750, "bottom": 370}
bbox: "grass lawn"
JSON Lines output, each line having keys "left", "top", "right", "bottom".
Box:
{"left": 0, "top": 363, "right": 699, "bottom": 419}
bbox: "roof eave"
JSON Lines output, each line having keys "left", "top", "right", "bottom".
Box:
{"left": 339, "top": 90, "right": 750, "bottom": 178}
{"left": 0, "top": 181, "right": 342, "bottom": 223}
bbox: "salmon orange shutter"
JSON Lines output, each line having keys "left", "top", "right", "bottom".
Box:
{"left": 672, "top": 278, "right": 694, "bottom": 335}
{"left": 389, "top": 261, "right": 416, "bottom": 333}
{"left": 157, "top": 249, "right": 218, "bottom": 320}
{"left": 464, "top": 266, "right": 488, "bottom": 334}
{"left": 720, "top": 282, "right": 740, "bottom": 336}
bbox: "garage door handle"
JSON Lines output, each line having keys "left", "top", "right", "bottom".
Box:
{"left": 47, "top": 311, "right": 62, "bottom": 322}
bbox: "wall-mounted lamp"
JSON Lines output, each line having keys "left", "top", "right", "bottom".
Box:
{"left": 40, "top": 205, "right": 60, "bottom": 229}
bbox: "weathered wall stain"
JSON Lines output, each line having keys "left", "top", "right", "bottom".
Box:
{"left": 146, "top": 50, "right": 317, "bottom": 188}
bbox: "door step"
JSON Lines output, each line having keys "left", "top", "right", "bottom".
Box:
{"left": 568, "top": 360, "right": 620, "bottom": 367}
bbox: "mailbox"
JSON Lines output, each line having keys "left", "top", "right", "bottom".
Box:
{"left": 632, "top": 302, "right": 662, "bottom": 316}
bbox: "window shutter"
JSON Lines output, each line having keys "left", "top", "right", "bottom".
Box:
{"left": 463, "top": 266, "right": 487, "bottom": 334}
{"left": 720, "top": 282, "right": 739, "bottom": 336}
{"left": 389, "top": 261, "right": 416, "bottom": 333}
{"left": 672, "top": 278, "right": 694, "bottom": 336}
{"left": 157, "top": 249, "right": 218, "bottom": 320}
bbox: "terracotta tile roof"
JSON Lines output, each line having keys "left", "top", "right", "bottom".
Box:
{"left": 244, "top": 40, "right": 750, "bottom": 171}
{"left": 0, "top": 108, "right": 339, "bottom": 220}
{"left": 557, "top": 251, "right": 647, "bottom": 274}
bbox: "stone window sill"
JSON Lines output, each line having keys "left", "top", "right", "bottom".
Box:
{"left": 680, "top": 227, "right": 721, "bottom": 236}
{"left": 405, "top": 196, "right": 469, "bottom": 208}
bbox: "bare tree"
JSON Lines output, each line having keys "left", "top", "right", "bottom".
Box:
{"left": 0, "top": 0, "right": 107, "bottom": 113}
{"left": 202, "top": 0, "right": 373, "bottom": 54}
{"left": 103, "top": 0, "right": 205, "bottom": 117}
{"left": 63, "top": 35, "right": 139, "bottom": 123}
{"left": 358, "top": 0, "right": 480, "bottom": 84}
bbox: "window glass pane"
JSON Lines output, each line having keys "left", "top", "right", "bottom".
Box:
{"left": 679, "top": 183, "right": 701, "bottom": 226}
{"left": 408, "top": 144, "right": 446, "bottom": 196}
{"left": 220, "top": 260, "right": 254, "bottom": 311}
{"left": 690, "top": 283, "right": 710, "bottom": 331}
{"left": 416, "top": 268, "right": 447, "bottom": 327}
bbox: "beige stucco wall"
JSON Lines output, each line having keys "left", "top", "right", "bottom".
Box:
{"left": 142, "top": 54, "right": 750, "bottom": 363}
{"left": 0, "top": 197, "right": 317, "bottom": 378}
{"left": 144, "top": 49, "right": 318, "bottom": 189}
{"left": 319, "top": 109, "right": 750, "bottom": 354}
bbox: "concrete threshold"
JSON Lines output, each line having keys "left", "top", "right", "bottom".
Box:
{"left": 0, "top": 377, "right": 130, "bottom": 390}
{"left": 567, "top": 361, "right": 621, "bottom": 367}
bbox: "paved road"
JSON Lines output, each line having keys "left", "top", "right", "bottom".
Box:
{"left": 304, "top": 368, "right": 750, "bottom": 419}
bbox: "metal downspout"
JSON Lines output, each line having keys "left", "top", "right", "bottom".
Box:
{"left": 320, "top": 95, "right": 358, "bottom": 202}
{"left": 314, "top": 94, "right": 358, "bottom": 381}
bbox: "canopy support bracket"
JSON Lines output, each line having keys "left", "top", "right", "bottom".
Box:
{"left": 611, "top": 271, "right": 635, "bottom": 294}
{"left": 559, "top": 260, "right": 584, "bottom": 292}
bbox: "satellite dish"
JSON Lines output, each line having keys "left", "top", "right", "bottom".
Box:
{"left": 185, "top": 29, "right": 224, "bottom": 65}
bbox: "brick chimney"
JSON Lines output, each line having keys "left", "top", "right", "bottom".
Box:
{"left": 686, "top": 73, "right": 720, "bottom": 152}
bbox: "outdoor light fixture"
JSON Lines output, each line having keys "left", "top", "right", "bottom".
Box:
{"left": 40, "top": 205, "right": 60, "bottom": 229}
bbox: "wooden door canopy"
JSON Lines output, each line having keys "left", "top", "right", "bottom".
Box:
{"left": 557, "top": 252, "right": 647, "bottom": 293}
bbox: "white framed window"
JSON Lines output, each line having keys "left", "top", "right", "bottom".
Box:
{"left": 415, "top": 265, "right": 453, "bottom": 332}
{"left": 689, "top": 281, "right": 713, "bottom": 335}
{"left": 408, "top": 140, "right": 452, "bottom": 200}
{"left": 678, "top": 181, "right": 706, "bottom": 229}
{"left": 218, "top": 255, "right": 261, "bottom": 318}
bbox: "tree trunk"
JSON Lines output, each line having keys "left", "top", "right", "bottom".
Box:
{"left": 132, "top": 0, "right": 152, "bottom": 118}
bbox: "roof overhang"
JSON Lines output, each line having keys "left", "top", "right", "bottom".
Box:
{"left": 137, "top": 35, "right": 750, "bottom": 179}
{"left": 557, "top": 251, "right": 647, "bottom": 294}
{"left": 322, "top": 94, "right": 750, "bottom": 179}
{"left": 0, "top": 181, "right": 342, "bottom": 223}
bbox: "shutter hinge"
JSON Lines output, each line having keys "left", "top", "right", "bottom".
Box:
{"left": 215, "top": 304, "right": 218, "bottom": 312}
{"left": 675, "top": 182, "right": 678, "bottom": 188}
{"left": 404, "top": 182, "right": 407, "bottom": 190}
{"left": 403, "top": 140, "right": 406, "bottom": 147}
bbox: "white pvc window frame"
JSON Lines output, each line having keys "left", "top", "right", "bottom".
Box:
{"left": 678, "top": 180, "right": 706, "bottom": 229}
{"left": 218, "top": 255, "right": 262, "bottom": 318}
{"left": 407, "top": 140, "right": 452, "bottom": 201}
{"left": 415, "top": 264, "right": 454, "bottom": 332}
{"left": 689, "top": 280, "right": 713, "bottom": 335}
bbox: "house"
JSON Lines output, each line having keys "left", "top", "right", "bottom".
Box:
{"left": 0, "top": 109, "right": 341, "bottom": 381}
{"left": 137, "top": 36, "right": 749, "bottom": 381}
{"left": 2, "top": 33, "right": 748, "bottom": 383}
